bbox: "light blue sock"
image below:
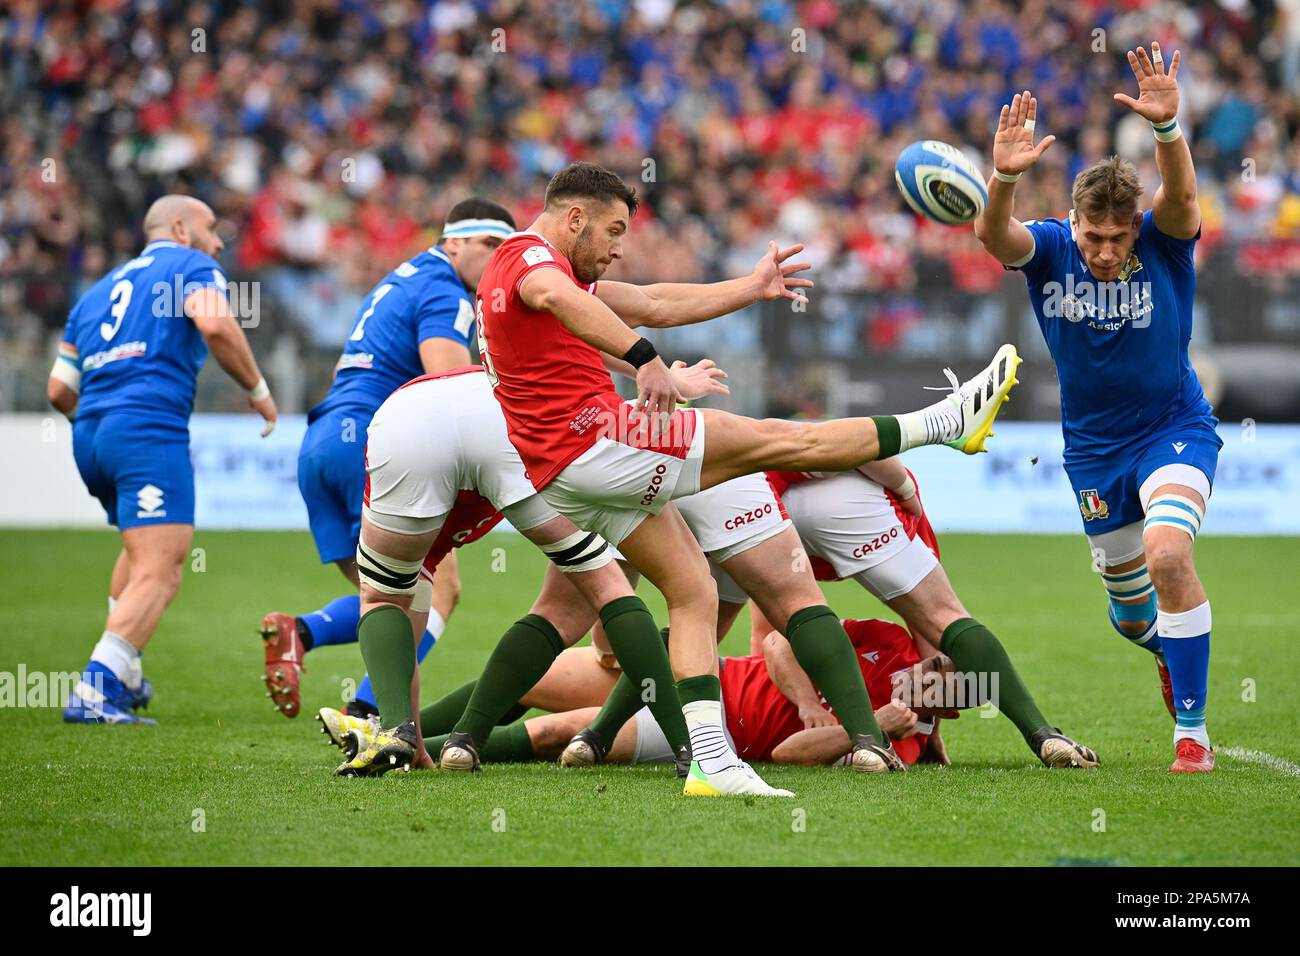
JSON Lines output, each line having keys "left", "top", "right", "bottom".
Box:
{"left": 1158, "top": 602, "right": 1211, "bottom": 745}
{"left": 298, "top": 594, "right": 361, "bottom": 649}
{"left": 353, "top": 609, "right": 444, "bottom": 709}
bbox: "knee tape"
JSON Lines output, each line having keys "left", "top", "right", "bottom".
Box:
{"left": 541, "top": 529, "right": 613, "bottom": 573}
{"left": 410, "top": 573, "right": 434, "bottom": 614}
{"left": 1101, "top": 564, "right": 1158, "bottom": 647}
{"left": 1143, "top": 493, "right": 1204, "bottom": 541}
{"left": 356, "top": 542, "right": 424, "bottom": 596}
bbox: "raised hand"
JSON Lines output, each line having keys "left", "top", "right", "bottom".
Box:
{"left": 1114, "top": 42, "right": 1179, "bottom": 124}
{"left": 992, "top": 90, "right": 1056, "bottom": 176}
{"left": 752, "top": 240, "right": 813, "bottom": 304}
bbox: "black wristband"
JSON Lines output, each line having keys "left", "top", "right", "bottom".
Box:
{"left": 622, "top": 337, "right": 658, "bottom": 369}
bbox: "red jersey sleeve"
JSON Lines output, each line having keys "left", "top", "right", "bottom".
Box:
{"left": 495, "top": 239, "right": 571, "bottom": 301}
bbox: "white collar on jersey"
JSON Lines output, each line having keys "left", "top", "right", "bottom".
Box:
{"left": 141, "top": 240, "right": 181, "bottom": 253}
{"left": 426, "top": 246, "right": 452, "bottom": 265}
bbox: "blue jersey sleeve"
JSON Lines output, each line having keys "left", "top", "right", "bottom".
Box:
{"left": 1011, "top": 217, "right": 1069, "bottom": 282}
{"left": 415, "top": 281, "right": 474, "bottom": 348}
{"left": 179, "top": 250, "right": 230, "bottom": 303}
{"left": 1142, "top": 208, "right": 1197, "bottom": 274}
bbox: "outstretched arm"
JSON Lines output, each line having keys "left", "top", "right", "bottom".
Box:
{"left": 1115, "top": 43, "right": 1200, "bottom": 240}
{"left": 973, "top": 91, "right": 1056, "bottom": 266}
{"left": 595, "top": 241, "right": 811, "bottom": 328}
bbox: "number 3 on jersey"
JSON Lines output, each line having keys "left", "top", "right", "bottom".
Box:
{"left": 350, "top": 283, "right": 394, "bottom": 342}
{"left": 475, "top": 299, "right": 499, "bottom": 386}
{"left": 101, "top": 279, "right": 133, "bottom": 341}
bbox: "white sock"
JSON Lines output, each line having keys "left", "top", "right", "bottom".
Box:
{"left": 427, "top": 608, "right": 447, "bottom": 641}
{"left": 1175, "top": 724, "right": 1211, "bottom": 748}
{"left": 90, "top": 631, "right": 139, "bottom": 687}
{"left": 896, "top": 400, "right": 962, "bottom": 452}
{"left": 683, "top": 699, "right": 739, "bottom": 774}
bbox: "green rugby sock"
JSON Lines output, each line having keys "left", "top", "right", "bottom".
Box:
{"left": 596, "top": 602, "right": 689, "bottom": 752}
{"left": 418, "top": 680, "right": 527, "bottom": 737}
{"left": 940, "top": 617, "right": 1049, "bottom": 744}
{"left": 870, "top": 415, "right": 902, "bottom": 458}
{"left": 589, "top": 626, "right": 672, "bottom": 748}
{"left": 454, "top": 614, "right": 565, "bottom": 747}
{"left": 786, "top": 605, "right": 883, "bottom": 741}
{"left": 425, "top": 722, "right": 536, "bottom": 763}
{"left": 676, "top": 673, "right": 721, "bottom": 705}
{"left": 356, "top": 606, "right": 416, "bottom": 729}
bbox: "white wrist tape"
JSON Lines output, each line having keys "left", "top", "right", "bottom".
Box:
{"left": 1151, "top": 118, "right": 1182, "bottom": 143}
{"left": 893, "top": 475, "right": 917, "bottom": 501}
{"left": 248, "top": 376, "right": 270, "bottom": 401}
{"left": 50, "top": 357, "right": 81, "bottom": 394}
{"left": 993, "top": 169, "right": 1022, "bottom": 183}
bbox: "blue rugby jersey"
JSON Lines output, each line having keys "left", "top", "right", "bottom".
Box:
{"left": 1011, "top": 209, "right": 1213, "bottom": 460}
{"left": 58, "top": 240, "right": 225, "bottom": 425}
{"left": 310, "top": 246, "right": 474, "bottom": 421}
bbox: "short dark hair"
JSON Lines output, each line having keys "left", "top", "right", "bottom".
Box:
{"left": 444, "top": 197, "right": 516, "bottom": 228}
{"left": 1072, "top": 156, "right": 1143, "bottom": 223}
{"left": 544, "top": 162, "right": 639, "bottom": 217}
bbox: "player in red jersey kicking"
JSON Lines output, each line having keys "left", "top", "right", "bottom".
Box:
{"left": 458, "top": 160, "right": 1020, "bottom": 796}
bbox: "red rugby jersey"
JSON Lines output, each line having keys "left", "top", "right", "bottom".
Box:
{"left": 720, "top": 617, "right": 930, "bottom": 764}
{"left": 475, "top": 232, "right": 623, "bottom": 489}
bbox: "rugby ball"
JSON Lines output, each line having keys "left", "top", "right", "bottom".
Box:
{"left": 894, "top": 140, "right": 988, "bottom": 225}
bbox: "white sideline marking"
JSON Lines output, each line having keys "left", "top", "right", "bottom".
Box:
{"left": 1220, "top": 747, "right": 1300, "bottom": 777}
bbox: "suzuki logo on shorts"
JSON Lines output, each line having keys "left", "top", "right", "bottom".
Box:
{"left": 136, "top": 484, "right": 165, "bottom": 518}
{"left": 724, "top": 503, "right": 773, "bottom": 530}
{"left": 641, "top": 464, "right": 669, "bottom": 506}
{"left": 852, "top": 527, "right": 898, "bottom": 558}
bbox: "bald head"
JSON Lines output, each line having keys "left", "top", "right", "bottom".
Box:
{"left": 142, "top": 194, "right": 223, "bottom": 256}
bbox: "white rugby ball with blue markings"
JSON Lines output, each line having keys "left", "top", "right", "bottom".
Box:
{"left": 894, "top": 140, "right": 988, "bottom": 225}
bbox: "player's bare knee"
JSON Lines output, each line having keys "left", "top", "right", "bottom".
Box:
{"left": 1145, "top": 538, "right": 1194, "bottom": 592}
{"left": 528, "top": 716, "right": 576, "bottom": 759}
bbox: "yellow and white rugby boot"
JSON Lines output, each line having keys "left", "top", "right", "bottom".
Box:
{"left": 942, "top": 343, "right": 1021, "bottom": 454}
{"left": 317, "top": 706, "right": 379, "bottom": 755}
{"left": 682, "top": 759, "right": 794, "bottom": 798}
{"left": 335, "top": 719, "right": 418, "bottom": 777}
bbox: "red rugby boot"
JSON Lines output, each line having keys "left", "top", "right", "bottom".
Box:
{"left": 1169, "top": 738, "right": 1215, "bottom": 773}
{"left": 259, "top": 612, "right": 306, "bottom": 717}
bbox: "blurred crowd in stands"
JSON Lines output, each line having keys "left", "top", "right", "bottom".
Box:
{"left": 3, "top": 0, "right": 1300, "bottom": 408}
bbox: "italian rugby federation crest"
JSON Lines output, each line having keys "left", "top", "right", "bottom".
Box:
{"left": 1079, "top": 489, "right": 1109, "bottom": 521}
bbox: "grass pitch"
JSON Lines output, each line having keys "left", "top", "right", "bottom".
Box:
{"left": 1, "top": 529, "right": 1297, "bottom": 867}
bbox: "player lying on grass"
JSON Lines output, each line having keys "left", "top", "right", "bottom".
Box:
{"left": 973, "top": 44, "right": 1217, "bottom": 772}
{"left": 331, "top": 364, "right": 729, "bottom": 785}
{"left": 52, "top": 195, "right": 278, "bottom": 725}
{"left": 465, "top": 160, "right": 1021, "bottom": 795}
{"left": 560, "top": 462, "right": 1096, "bottom": 770}
{"left": 322, "top": 616, "right": 951, "bottom": 770}
{"left": 259, "top": 199, "right": 516, "bottom": 717}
